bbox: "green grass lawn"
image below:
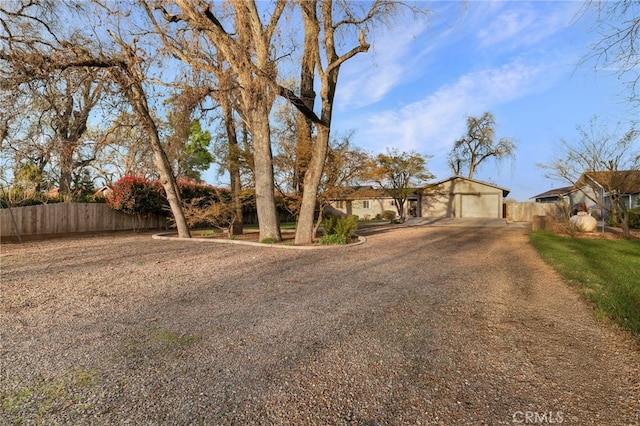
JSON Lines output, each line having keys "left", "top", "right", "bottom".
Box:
{"left": 529, "top": 231, "right": 640, "bottom": 337}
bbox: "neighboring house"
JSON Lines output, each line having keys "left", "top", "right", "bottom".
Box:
{"left": 327, "top": 176, "right": 511, "bottom": 220}
{"left": 94, "top": 186, "right": 113, "bottom": 198}
{"left": 532, "top": 185, "right": 576, "bottom": 203}
{"left": 533, "top": 170, "right": 640, "bottom": 218}
{"left": 421, "top": 176, "right": 510, "bottom": 219}
{"left": 531, "top": 185, "right": 598, "bottom": 215}
{"left": 578, "top": 170, "right": 640, "bottom": 212}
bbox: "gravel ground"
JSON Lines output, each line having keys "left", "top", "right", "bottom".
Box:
{"left": 1, "top": 225, "right": 639, "bottom": 425}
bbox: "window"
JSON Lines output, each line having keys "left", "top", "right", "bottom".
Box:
{"left": 362, "top": 200, "right": 371, "bottom": 209}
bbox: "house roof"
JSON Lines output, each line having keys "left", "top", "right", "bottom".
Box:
{"left": 428, "top": 176, "right": 511, "bottom": 197}
{"left": 530, "top": 185, "right": 576, "bottom": 200}
{"left": 330, "top": 185, "right": 422, "bottom": 200}
{"left": 331, "top": 185, "right": 386, "bottom": 199}
{"left": 331, "top": 177, "right": 512, "bottom": 200}
{"left": 579, "top": 170, "right": 640, "bottom": 194}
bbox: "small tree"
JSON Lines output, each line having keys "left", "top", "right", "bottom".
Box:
{"left": 365, "top": 149, "right": 432, "bottom": 222}
{"left": 540, "top": 116, "right": 640, "bottom": 238}
{"left": 448, "top": 112, "right": 516, "bottom": 179}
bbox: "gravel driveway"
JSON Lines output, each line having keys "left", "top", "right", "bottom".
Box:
{"left": 1, "top": 225, "right": 639, "bottom": 425}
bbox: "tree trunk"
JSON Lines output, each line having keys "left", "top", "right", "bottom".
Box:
{"left": 295, "top": 124, "right": 330, "bottom": 244}
{"left": 250, "top": 108, "right": 281, "bottom": 242}
{"left": 122, "top": 73, "right": 191, "bottom": 238}
{"left": 294, "top": 2, "right": 317, "bottom": 197}
{"left": 397, "top": 199, "right": 406, "bottom": 221}
{"left": 221, "top": 93, "right": 244, "bottom": 236}
{"left": 58, "top": 142, "right": 74, "bottom": 200}
{"left": 148, "top": 127, "right": 191, "bottom": 238}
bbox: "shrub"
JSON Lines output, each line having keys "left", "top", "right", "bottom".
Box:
{"left": 323, "top": 215, "right": 339, "bottom": 235}
{"left": 319, "top": 234, "right": 347, "bottom": 245}
{"left": 322, "top": 214, "right": 358, "bottom": 243}
{"left": 180, "top": 196, "right": 238, "bottom": 232}
{"left": 382, "top": 210, "right": 396, "bottom": 221}
{"left": 629, "top": 209, "right": 640, "bottom": 229}
{"left": 107, "top": 176, "right": 165, "bottom": 215}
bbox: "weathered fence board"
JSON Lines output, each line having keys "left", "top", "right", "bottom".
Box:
{"left": 505, "top": 201, "right": 565, "bottom": 223}
{"left": 1, "top": 203, "right": 166, "bottom": 240}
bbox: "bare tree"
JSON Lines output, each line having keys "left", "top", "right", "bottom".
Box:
{"left": 1, "top": 2, "right": 112, "bottom": 199}
{"left": 291, "top": 0, "right": 428, "bottom": 244}
{"left": 540, "top": 116, "right": 640, "bottom": 238}
{"left": 580, "top": 1, "right": 640, "bottom": 107}
{"left": 1, "top": 1, "right": 192, "bottom": 236}
{"left": 148, "top": 0, "right": 286, "bottom": 242}
{"left": 448, "top": 112, "right": 516, "bottom": 179}
{"left": 105, "top": 34, "right": 192, "bottom": 238}
{"left": 92, "top": 111, "right": 156, "bottom": 184}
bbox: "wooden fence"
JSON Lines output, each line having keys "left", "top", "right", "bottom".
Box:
{"left": 1, "top": 203, "right": 166, "bottom": 241}
{"left": 504, "top": 201, "right": 566, "bottom": 223}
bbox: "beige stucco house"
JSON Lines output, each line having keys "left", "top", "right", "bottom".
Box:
{"left": 421, "top": 176, "right": 510, "bottom": 219}
{"left": 327, "top": 177, "right": 510, "bottom": 220}
{"left": 325, "top": 186, "right": 399, "bottom": 220}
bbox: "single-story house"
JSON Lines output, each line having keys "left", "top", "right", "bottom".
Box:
{"left": 531, "top": 184, "right": 598, "bottom": 215}
{"left": 532, "top": 185, "right": 577, "bottom": 203}
{"left": 325, "top": 185, "right": 400, "bottom": 220}
{"left": 533, "top": 170, "right": 640, "bottom": 217}
{"left": 578, "top": 170, "right": 640, "bottom": 211}
{"left": 327, "top": 176, "right": 511, "bottom": 220}
{"left": 421, "top": 176, "right": 510, "bottom": 219}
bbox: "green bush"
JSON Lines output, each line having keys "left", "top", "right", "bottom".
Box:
{"left": 322, "top": 214, "right": 358, "bottom": 243}
{"left": 319, "top": 234, "right": 347, "bottom": 245}
{"left": 629, "top": 209, "right": 640, "bottom": 229}
{"left": 323, "top": 215, "right": 339, "bottom": 235}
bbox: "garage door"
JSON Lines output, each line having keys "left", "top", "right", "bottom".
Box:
{"left": 460, "top": 194, "right": 499, "bottom": 218}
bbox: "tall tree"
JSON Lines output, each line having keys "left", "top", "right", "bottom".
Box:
{"left": 291, "top": 0, "right": 427, "bottom": 244}
{"left": 1, "top": 2, "right": 111, "bottom": 199}
{"left": 150, "top": 0, "right": 286, "bottom": 242}
{"left": 365, "top": 148, "right": 432, "bottom": 222}
{"left": 105, "top": 34, "right": 192, "bottom": 238}
{"left": 540, "top": 116, "right": 640, "bottom": 238}
{"left": 448, "top": 112, "right": 516, "bottom": 179}
{"left": 1, "top": 1, "right": 193, "bottom": 237}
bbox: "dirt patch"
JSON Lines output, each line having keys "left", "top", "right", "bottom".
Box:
{"left": 1, "top": 227, "right": 639, "bottom": 424}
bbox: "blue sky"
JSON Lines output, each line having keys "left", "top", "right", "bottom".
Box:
{"left": 200, "top": 1, "right": 636, "bottom": 201}
{"left": 322, "top": 0, "right": 635, "bottom": 201}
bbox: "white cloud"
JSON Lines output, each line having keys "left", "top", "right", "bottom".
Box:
{"left": 336, "top": 20, "right": 430, "bottom": 109}
{"left": 475, "top": 2, "right": 579, "bottom": 51}
{"left": 356, "top": 59, "right": 560, "bottom": 157}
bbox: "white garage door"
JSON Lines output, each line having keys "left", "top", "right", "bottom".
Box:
{"left": 460, "top": 194, "right": 499, "bottom": 218}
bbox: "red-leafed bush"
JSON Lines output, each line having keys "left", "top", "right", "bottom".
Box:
{"left": 107, "top": 176, "right": 165, "bottom": 215}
